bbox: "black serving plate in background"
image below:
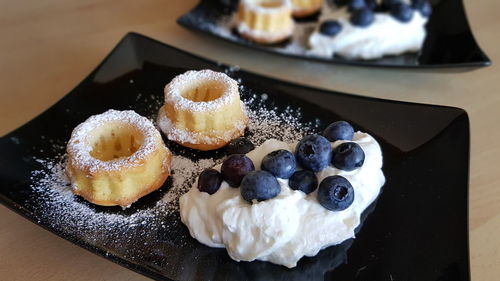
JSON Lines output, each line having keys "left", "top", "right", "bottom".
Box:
{"left": 0, "top": 33, "right": 470, "bottom": 281}
{"left": 178, "top": 0, "right": 491, "bottom": 68}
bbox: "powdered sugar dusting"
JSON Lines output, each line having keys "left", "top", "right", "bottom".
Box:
{"left": 244, "top": 95, "right": 314, "bottom": 145}
{"left": 28, "top": 74, "right": 318, "bottom": 266}
{"left": 164, "top": 69, "right": 239, "bottom": 112}
{"left": 30, "top": 153, "right": 218, "bottom": 250}
{"left": 159, "top": 157, "right": 219, "bottom": 211}
{"left": 67, "top": 109, "right": 161, "bottom": 173}
{"left": 157, "top": 102, "right": 248, "bottom": 145}
{"left": 242, "top": 0, "right": 292, "bottom": 14}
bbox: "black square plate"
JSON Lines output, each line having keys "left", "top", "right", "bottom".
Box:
{"left": 0, "top": 33, "right": 470, "bottom": 280}
{"left": 178, "top": 0, "right": 490, "bottom": 68}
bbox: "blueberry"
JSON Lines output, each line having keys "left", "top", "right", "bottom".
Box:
{"left": 227, "top": 137, "right": 255, "bottom": 155}
{"left": 323, "top": 121, "right": 355, "bottom": 142}
{"left": 221, "top": 154, "right": 255, "bottom": 187}
{"left": 349, "top": 0, "right": 366, "bottom": 11}
{"left": 197, "top": 169, "right": 223, "bottom": 195}
{"left": 240, "top": 171, "right": 281, "bottom": 203}
{"left": 390, "top": 2, "right": 414, "bottom": 22}
{"left": 412, "top": 0, "right": 432, "bottom": 17}
{"left": 317, "top": 175, "right": 355, "bottom": 211}
{"left": 295, "top": 135, "right": 332, "bottom": 172}
{"left": 332, "top": 142, "right": 365, "bottom": 171}
{"left": 289, "top": 170, "right": 318, "bottom": 194}
{"left": 350, "top": 8, "right": 375, "bottom": 27}
{"left": 319, "top": 20, "right": 342, "bottom": 37}
{"left": 261, "top": 149, "right": 296, "bottom": 179}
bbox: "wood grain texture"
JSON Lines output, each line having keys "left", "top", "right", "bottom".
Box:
{"left": 1, "top": 0, "right": 499, "bottom": 280}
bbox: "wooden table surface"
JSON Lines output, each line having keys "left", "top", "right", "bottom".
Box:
{"left": 1, "top": 0, "right": 499, "bottom": 280}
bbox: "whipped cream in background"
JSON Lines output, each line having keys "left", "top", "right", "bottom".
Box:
{"left": 308, "top": 2, "right": 428, "bottom": 59}
{"left": 209, "top": 1, "right": 428, "bottom": 60}
{"left": 180, "top": 132, "right": 385, "bottom": 268}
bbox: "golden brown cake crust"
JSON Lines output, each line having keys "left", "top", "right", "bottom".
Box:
{"left": 158, "top": 70, "right": 249, "bottom": 151}
{"left": 71, "top": 150, "right": 172, "bottom": 207}
{"left": 66, "top": 110, "right": 172, "bottom": 208}
{"left": 292, "top": 5, "right": 321, "bottom": 18}
{"left": 291, "top": 0, "right": 323, "bottom": 18}
{"left": 237, "top": 0, "right": 294, "bottom": 44}
{"left": 157, "top": 105, "right": 248, "bottom": 151}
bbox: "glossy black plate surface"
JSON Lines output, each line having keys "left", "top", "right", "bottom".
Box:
{"left": 178, "top": 0, "right": 490, "bottom": 68}
{"left": 0, "top": 33, "right": 470, "bottom": 280}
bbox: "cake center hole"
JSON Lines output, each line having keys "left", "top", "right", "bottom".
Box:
{"left": 89, "top": 123, "right": 144, "bottom": 161}
{"left": 181, "top": 80, "right": 225, "bottom": 103}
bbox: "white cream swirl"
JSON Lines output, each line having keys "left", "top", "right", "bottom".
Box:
{"left": 179, "top": 132, "right": 385, "bottom": 268}
{"left": 308, "top": 3, "right": 428, "bottom": 60}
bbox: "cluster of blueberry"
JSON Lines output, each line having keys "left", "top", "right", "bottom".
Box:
{"left": 197, "top": 121, "right": 366, "bottom": 212}
{"left": 319, "top": 0, "right": 432, "bottom": 36}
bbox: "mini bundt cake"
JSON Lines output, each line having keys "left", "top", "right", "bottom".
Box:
{"left": 291, "top": 0, "right": 324, "bottom": 17}
{"left": 66, "top": 110, "right": 172, "bottom": 207}
{"left": 157, "top": 69, "right": 248, "bottom": 151}
{"left": 236, "top": 0, "right": 294, "bottom": 44}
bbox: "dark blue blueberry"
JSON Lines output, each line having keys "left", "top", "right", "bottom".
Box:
{"left": 319, "top": 20, "right": 342, "bottom": 37}
{"left": 350, "top": 7, "right": 375, "bottom": 27}
{"left": 240, "top": 171, "right": 281, "bottom": 203}
{"left": 226, "top": 137, "right": 255, "bottom": 155}
{"left": 295, "top": 135, "right": 333, "bottom": 172}
{"left": 333, "top": 0, "right": 349, "bottom": 6}
{"left": 261, "top": 149, "right": 296, "bottom": 179}
{"left": 289, "top": 170, "right": 318, "bottom": 194}
{"left": 332, "top": 142, "right": 365, "bottom": 171}
{"left": 221, "top": 154, "right": 255, "bottom": 187}
{"left": 317, "top": 175, "right": 355, "bottom": 211}
{"left": 390, "top": 2, "right": 414, "bottom": 22}
{"left": 412, "top": 0, "right": 432, "bottom": 17}
{"left": 349, "top": 0, "right": 366, "bottom": 11}
{"left": 197, "top": 169, "right": 223, "bottom": 195}
{"left": 323, "top": 121, "right": 354, "bottom": 142}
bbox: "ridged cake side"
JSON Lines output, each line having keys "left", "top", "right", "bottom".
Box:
{"left": 291, "top": 0, "right": 323, "bottom": 17}
{"left": 66, "top": 110, "right": 171, "bottom": 207}
{"left": 165, "top": 99, "right": 245, "bottom": 132}
{"left": 68, "top": 138, "right": 171, "bottom": 207}
{"left": 158, "top": 70, "right": 248, "bottom": 151}
{"left": 237, "top": 0, "right": 294, "bottom": 44}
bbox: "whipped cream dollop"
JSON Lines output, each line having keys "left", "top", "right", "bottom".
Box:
{"left": 308, "top": 3, "right": 428, "bottom": 59}
{"left": 179, "top": 132, "right": 385, "bottom": 268}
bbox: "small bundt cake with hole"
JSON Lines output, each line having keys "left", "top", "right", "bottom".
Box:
{"left": 66, "top": 110, "right": 172, "bottom": 207}
{"left": 291, "top": 0, "right": 323, "bottom": 17}
{"left": 157, "top": 69, "right": 248, "bottom": 151}
{"left": 236, "top": 0, "right": 294, "bottom": 44}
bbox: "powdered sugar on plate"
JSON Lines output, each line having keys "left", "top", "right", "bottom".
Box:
{"left": 28, "top": 77, "right": 317, "bottom": 257}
